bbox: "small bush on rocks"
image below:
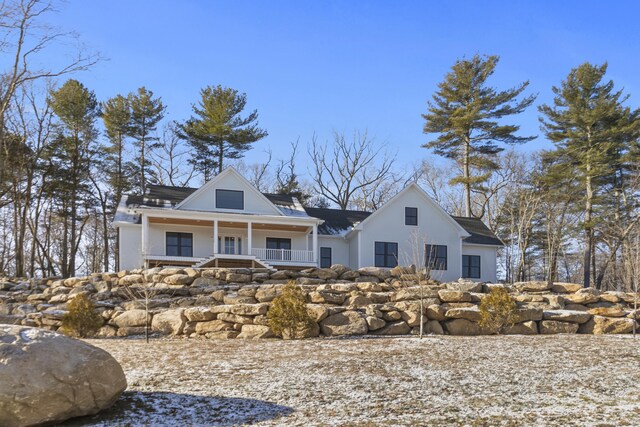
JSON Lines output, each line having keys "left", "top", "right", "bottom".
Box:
{"left": 268, "top": 282, "right": 315, "bottom": 339}
{"left": 479, "top": 287, "right": 518, "bottom": 334}
{"left": 60, "top": 294, "right": 103, "bottom": 338}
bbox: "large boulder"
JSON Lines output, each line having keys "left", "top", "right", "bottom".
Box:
{"left": 320, "top": 310, "right": 368, "bottom": 336}
{"left": 504, "top": 321, "right": 538, "bottom": 335}
{"left": 113, "top": 309, "right": 149, "bottom": 328}
{"left": 542, "top": 310, "right": 592, "bottom": 324}
{"left": 438, "top": 290, "right": 472, "bottom": 303}
{"left": 444, "top": 307, "right": 482, "bottom": 322}
{"left": 237, "top": 325, "right": 274, "bottom": 339}
{"left": 151, "top": 309, "right": 186, "bottom": 335}
{"left": 372, "top": 320, "right": 411, "bottom": 335}
{"left": 444, "top": 319, "right": 492, "bottom": 336}
{"left": 0, "top": 326, "right": 127, "bottom": 426}
{"left": 579, "top": 316, "right": 636, "bottom": 334}
{"left": 446, "top": 281, "right": 483, "bottom": 293}
{"left": 550, "top": 282, "right": 582, "bottom": 293}
{"left": 514, "top": 281, "right": 551, "bottom": 292}
{"left": 539, "top": 320, "right": 579, "bottom": 334}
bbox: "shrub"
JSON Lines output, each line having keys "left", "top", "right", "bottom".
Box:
{"left": 478, "top": 287, "right": 518, "bottom": 334}
{"left": 268, "top": 282, "right": 315, "bottom": 339}
{"left": 60, "top": 293, "right": 103, "bottom": 338}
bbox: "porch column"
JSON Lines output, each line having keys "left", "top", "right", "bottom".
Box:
{"left": 247, "top": 221, "right": 252, "bottom": 256}
{"left": 141, "top": 214, "right": 149, "bottom": 268}
{"left": 312, "top": 224, "right": 318, "bottom": 264}
{"left": 213, "top": 219, "right": 219, "bottom": 254}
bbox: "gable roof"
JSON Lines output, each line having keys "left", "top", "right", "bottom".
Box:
{"left": 452, "top": 216, "right": 504, "bottom": 246}
{"left": 304, "top": 207, "right": 371, "bottom": 236}
{"left": 174, "top": 167, "right": 284, "bottom": 215}
{"left": 351, "top": 182, "right": 471, "bottom": 238}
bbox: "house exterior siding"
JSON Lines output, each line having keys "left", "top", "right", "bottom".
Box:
{"left": 114, "top": 167, "right": 502, "bottom": 279}
{"left": 461, "top": 243, "right": 498, "bottom": 283}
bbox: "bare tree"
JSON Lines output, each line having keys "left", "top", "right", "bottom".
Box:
{"left": 148, "top": 123, "right": 195, "bottom": 187}
{"left": 231, "top": 148, "right": 273, "bottom": 192}
{"left": 308, "top": 130, "right": 395, "bottom": 210}
{"left": 0, "top": 0, "right": 100, "bottom": 200}
{"left": 120, "top": 282, "right": 162, "bottom": 343}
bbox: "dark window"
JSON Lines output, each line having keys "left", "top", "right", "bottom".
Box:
{"left": 166, "top": 232, "right": 193, "bottom": 257}
{"left": 462, "top": 255, "right": 481, "bottom": 278}
{"left": 425, "top": 244, "right": 447, "bottom": 270}
{"left": 405, "top": 207, "right": 418, "bottom": 225}
{"left": 320, "top": 247, "right": 332, "bottom": 268}
{"left": 374, "top": 241, "right": 398, "bottom": 268}
{"left": 216, "top": 189, "right": 244, "bottom": 209}
{"left": 266, "top": 238, "right": 292, "bottom": 260}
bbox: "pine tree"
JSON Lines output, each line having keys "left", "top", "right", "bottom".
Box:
{"left": 128, "top": 87, "right": 165, "bottom": 194}
{"left": 422, "top": 54, "right": 536, "bottom": 217}
{"left": 539, "top": 62, "right": 640, "bottom": 288}
{"left": 48, "top": 79, "right": 99, "bottom": 277}
{"left": 178, "top": 85, "right": 267, "bottom": 180}
{"left": 102, "top": 94, "right": 134, "bottom": 207}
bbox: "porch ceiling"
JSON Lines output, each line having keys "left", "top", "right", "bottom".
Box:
{"left": 148, "top": 217, "right": 310, "bottom": 232}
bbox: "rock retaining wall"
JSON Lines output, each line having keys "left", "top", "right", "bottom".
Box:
{"left": 1, "top": 265, "right": 638, "bottom": 338}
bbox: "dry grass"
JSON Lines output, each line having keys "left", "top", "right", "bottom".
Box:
{"left": 67, "top": 335, "right": 640, "bottom": 426}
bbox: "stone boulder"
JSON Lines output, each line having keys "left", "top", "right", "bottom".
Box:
{"left": 504, "top": 321, "right": 538, "bottom": 335}
{"left": 514, "top": 281, "right": 551, "bottom": 292}
{"left": 579, "top": 316, "right": 636, "bottom": 334}
{"left": 446, "top": 281, "right": 483, "bottom": 293}
{"left": 357, "top": 267, "right": 391, "bottom": 280}
{"left": 372, "top": 320, "right": 411, "bottom": 335}
{"left": 237, "top": 325, "right": 274, "bottom": 339}
{"left": 151, "top": 309, "right": 186, "bottom": 335}
{"left": 438, "top": 290, "right": 472, "bottom": 303}
{"left": 320, "top": 310, "right": 368, "bottom": 336}
{"left": 113, "top": 309, "right": 149, "bottom": 328}
{"left": 539, "top": 320, "right": 579, "bottom": 334}
{"left": 315, "top": 268, "right": 339, "bottom": 280}
{"left": 587, "top": 307, "right": 627, "bottom": 318}
{"left": 444, "top": 319, "right": 492, "bottom": 336}
{"left": 0, "top": 326, "right": 127, "bottom": 426}
{"left": 542, "top": 310, "right": 592, "bottom": 324}
{"left": 444, "top": 307, "right": 482, "bottom": 322}
{"left": 563, "top": 289, "right": 600, "bottom": 305}
{"left": 550, "top": 282, "right": 582, "bottom": 293}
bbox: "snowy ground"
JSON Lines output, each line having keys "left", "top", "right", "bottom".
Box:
{"left": 65, "top": 335, "right": 640, "bottom": 426}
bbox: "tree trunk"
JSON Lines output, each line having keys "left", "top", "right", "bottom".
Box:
{"left": 463, "top": 137, "right": 471, "bottom": 217}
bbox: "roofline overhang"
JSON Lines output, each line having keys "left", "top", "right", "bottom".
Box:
{"left": 132, "top": 206, "right": 324, "bottom": 226}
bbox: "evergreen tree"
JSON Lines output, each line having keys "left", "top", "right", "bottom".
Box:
{"left": 178, "top": 85, "right": 267, "bottom": 180}
{"left": 102, "top": 94, "right": 134, "bottom": 207}
{"left": 47, "top": 79, "right": 99, "bottom": 277}
{"left": 128, "top": 87, "right": 165, "bottom": 194}
{"left": 422, "top": 54, "right": 536, "bottom": 217}
{"left": 539, "top": 62, "right": 640, "bottom": 288}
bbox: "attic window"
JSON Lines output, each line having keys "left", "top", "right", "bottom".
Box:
{"left": 405, "top": 207, "right": 418, "bottom": 225}
{"left": 216, "top": 189, "right": 244, "bottom": 210}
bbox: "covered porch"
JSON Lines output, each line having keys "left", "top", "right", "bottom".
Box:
{"left": 140, "top": 211, "right": 320, "bottom": 269}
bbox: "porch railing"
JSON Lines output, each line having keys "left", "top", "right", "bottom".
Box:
{"left": 251, "top": 248, "right": 314, "bottom": 263}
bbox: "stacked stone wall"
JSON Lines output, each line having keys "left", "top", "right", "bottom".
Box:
{"left": 1, "top": 265, "right": 638, "bottom": 338}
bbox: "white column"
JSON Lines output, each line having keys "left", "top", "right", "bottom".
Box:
{"left": 312, "top": 224, "right": 318, "bottom": 264}
{"left": 141, "top": 214, "right": 149, "bottom": 268}
{"left": 213, "top": 219, "right": 219, "bottom": 254}
{"left": 247, "top": 221, "right": 252, "bottom": 256}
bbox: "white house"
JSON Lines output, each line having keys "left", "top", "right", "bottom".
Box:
{"left": 113, "top": 167, "right": 503, "bottom": 282}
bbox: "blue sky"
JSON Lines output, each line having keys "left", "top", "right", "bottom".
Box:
{"left": 45, "top": 0, "right": 640, "bottom": 173}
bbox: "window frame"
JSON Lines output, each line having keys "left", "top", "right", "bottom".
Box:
{"left": 462, "top": 255, "right": 481, "bottom": 279}
{"left": 166, "top": 232, "right": 193, "bottom": 257}
{"left": 215, "top": 189, "right": 244, "bottom": 210}
{"left": 425, "top": 244, "right": 447, "bottom": 270}
{"left": 320, "top": 247, "right": 332, "bottom": 268}
{"left": 374, "top": 241, "right": 398, "bottom": 268}
{"left": 405, "top": 207, "right": 418, "bottom": 226}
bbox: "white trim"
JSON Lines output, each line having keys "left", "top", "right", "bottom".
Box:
{"left": 462, "top": 242, "right": 504, "bottom": 248}
{"left": 135, "top": 206, "right": 322, "bottom": 226}
{"left": 174, "top": 167, "right": 283, "bottom": 216}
